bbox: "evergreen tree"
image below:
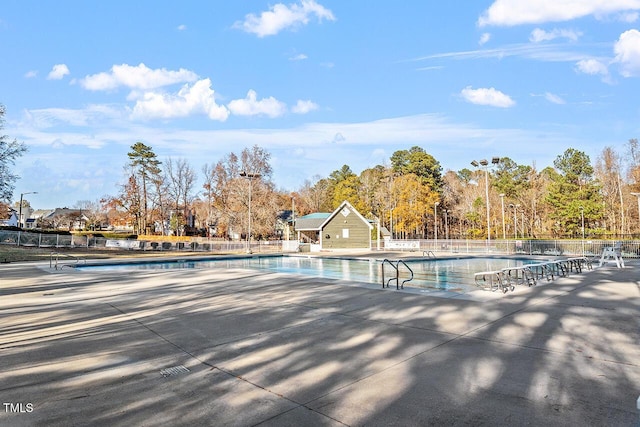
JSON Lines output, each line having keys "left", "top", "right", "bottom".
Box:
{"left": 545, "top": 149, "right": 602, "bottom": 237}
{"left": 128, "top": 142, "right": 162, "bottom": 234}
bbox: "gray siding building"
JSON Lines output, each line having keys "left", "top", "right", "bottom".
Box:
{"left": 294, "top": 201, "right": 373, "bottom": 251}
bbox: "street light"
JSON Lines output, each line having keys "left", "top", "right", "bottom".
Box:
{"left": 239, "top": 171, "right": 261, "bottom": 253}
{"left": 579, "top": 206, "right": 585, "bottom": 255}
{"left": 499, "top": 193, "right": 506, "bottom": 240}
{"left": 631, "top": 193, "right": 640, "bottom": 230}
{"left": 434, "top": 201, "right": 439, "bottom": 249}
{"left": 444, "top": 209, "right": 449, "bottom": 240}
{"left": 471, "top": 157, "right": 500, "bottom": 249}
{"left": 18, "top": 191, "right": 37, "bottom": 228}
{"left": 509, "top": 203, "right": 518, "bottom": 239}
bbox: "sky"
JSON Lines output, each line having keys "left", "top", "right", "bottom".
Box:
{"left": 1, "top": 0, "right": 640, "bottom": 209}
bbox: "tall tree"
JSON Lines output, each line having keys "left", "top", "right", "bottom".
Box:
{"left": 545, "top": 149, "right": 602, "bottom": 237}
{"left": 104, "top": 171, "right": 143, "bottom": 233}
{"left": 390, "top": 146, "right": 442, "bottom": 189}
{"left": 595, "top": 146, "right": 625, "bottom": 235}
{"left": 165, "top": 158, "right": 197, "bottom": 235}
{"left": 0, "top": 104, "right": 27, "bottom": 202}
{"left": 392, "top": 173, "right": 439, "bottom": 238}
{"left": 238, "top": 145, "right": 276, "bottom": 239}
{"left": 327, "top": 165, "right": 358, "bottom": 209}
{"left": 128, "top": 142, "right": 161, "bottom": 234}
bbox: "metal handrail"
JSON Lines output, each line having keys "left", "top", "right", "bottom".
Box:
{"left": 397, "top": 260, "right": 414, "bottom": 289}
{"left": 50, "top": 251, "right": 85, "bottom": 270}
{"left": 381, "top": 259, "right": 398, "bottom": 288}
{"left": 423, "top": 251, "right": 436, "bottom": 258}
{"left": 381, "top": 259, "right": 414, "bottom": 290}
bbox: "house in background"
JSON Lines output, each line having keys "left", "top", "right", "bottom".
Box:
{"left": 0, "top": 207, "right": 19, "bottom": 227}
{"left": 30, "top": 208, "right": 89, "bottom": 230}
{"left": 294, "top": 200, "right": 373, "bottom": 252}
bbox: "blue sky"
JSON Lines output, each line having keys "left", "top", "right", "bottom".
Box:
{"left": 2, "top": 0, "right": 640, "bottom": 208}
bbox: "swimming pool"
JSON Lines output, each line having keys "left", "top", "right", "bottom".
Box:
{"left": 77, "top": 255, "right": 544, "bottom": 293}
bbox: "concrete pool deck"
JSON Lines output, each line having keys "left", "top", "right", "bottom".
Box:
{"left": 1, "top": 253, "right": 639, "bottom": 426}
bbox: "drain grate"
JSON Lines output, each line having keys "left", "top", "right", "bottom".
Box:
{"left": 160, "top": 365, "right": 190, "bottom": 378}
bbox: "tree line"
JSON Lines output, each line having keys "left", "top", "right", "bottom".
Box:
{"left": 3, "top": 102, "right": 640, "bottom": 240}
{"left": 98, "top": 139, "right": 640, "bottom": 240}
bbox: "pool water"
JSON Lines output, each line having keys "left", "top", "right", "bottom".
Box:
{"left": 77, "top": 256, "right": 543, "bottom": 293}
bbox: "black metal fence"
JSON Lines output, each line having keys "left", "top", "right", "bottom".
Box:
{"left": 3, "top": 229, "right": 639, "bottom": 258}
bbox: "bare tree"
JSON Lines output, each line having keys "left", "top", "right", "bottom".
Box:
{"left": 595, "top": 146, "right": 625, "bottom": 235}
{"left": 165, "top": 158, "right": 197, "bottom": 235}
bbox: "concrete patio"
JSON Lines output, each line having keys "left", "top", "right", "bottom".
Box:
{"left": 1, "top": 254, "right": 639, "bottom": 426}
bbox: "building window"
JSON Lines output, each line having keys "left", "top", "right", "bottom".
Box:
{"left": 342, "top": 228, "right": 349, "bottom": 238}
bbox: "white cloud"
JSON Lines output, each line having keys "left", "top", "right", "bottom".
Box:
{"left": 80, "top": 63, "right": 198, "bottom": 91}
{"left": 415, "top": 43, "right": 596, "bottom": 64}
{"left": 461, "top": 86, "right": 515, "bottom": 108}
{"left": 479, "top": 0, "right": 640, "bottom": 26}
{"left": 613, "top": 29, "right": 640, "bottom": 77}
{"left": 289, "top": 53, "right": 308, "bottom": 61}
{"left": 544, "top": 92, "right": 566, "bottom": 104}
{"left": 24, "top": 70, "right": 37, "bottom": 79}
{"left": 227, "top": 90, "right": 287, "bottom": 117}
{"left": 292, "top": 100, "right": 318, "bottom": 114}
{"left": 177, "top": 24, "right": 187, "bottom": 31}
{"left": 617, "top": 11, "right": 639, "bottom": 21}
{"left": 479, "top": 33, "right": 491, "bottom": 45}
{"left": 576, "top": 58, "right": 610, "bottom": 76}
{"left": 530, "top": 28, "right": 582, "bottom": 43}
{"left": 21, "top": 105, "right": 127, "bottom": 129}
{"left": 131, "top": 78, "right": 229, "bottom": 121}
{"left": 234, "top": 0, "right": 335, "bottom": 37}
{"left": 47, "top": 64, "right": 70, "bottom": 80}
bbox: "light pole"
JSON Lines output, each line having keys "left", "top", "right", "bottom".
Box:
{"left": 509, "top": 203, "right": 517, "bottom": 239}
{"left": 580, "top": 206, "right": 585, "bottom": 256}
{"left": 631, "top": 193, "right": 640, "bottom": 232}
{"left": 471, "top": 157, "right": 500, "bottom": 249}
{"left": 499, "top": 193, "right": 506, "bottom": 240}
{"left": 240, "top": 171, "right": 261, "bottom": 253}
{"left": 434, "top": 201, "right": 439, "bottom": 250}
{"left": 18, "top": 191, "right": 37, "bottom": 228}
{"left": 444, "top": 209, "right": 449, "bottom": 240}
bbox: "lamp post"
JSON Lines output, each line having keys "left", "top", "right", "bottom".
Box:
{"left": 18, "top": 191, "right": 37, "bottom": 228}
{"left": 239, "top": 171, "right": 261, "bottom": 253}
{"left": 434, "top": 201, "right": 439, "bottom": 250}
{"left": 580, "top": 206, "right": 585, "bottom": 256}
{"left": 509, "top": 203, "right": 517, "bottom": 239}
{"left": 631, "top": 193, "right": 640, "bottom": 231}
{"left": 499, "top": 193, "right": 506, "bottom": 240}
{"left": 444, "top": 209, "right": 449, "bottom": 240}
{"left": 471, "top": 157, "right": 500, "bottom": 250}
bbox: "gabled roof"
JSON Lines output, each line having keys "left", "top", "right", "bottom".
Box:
{"left": 0, "top": 209, "right": 17, "bottom": 221}
{"left": 43, "top": 208, "right": 88, "bottom": 219}
{"left": 294, "top": 201, "right": 372, "bottom": 231}
{"left": 318, "top": 200, "right": 373, "bottom": 231}
{"left": 295, "top": 212, "right": 331, "bottom": 231}
{"left": 32, "top": 209, "right": 54, "bottom": 218}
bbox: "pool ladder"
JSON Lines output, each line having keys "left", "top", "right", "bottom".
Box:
{"left": 50, "top": 251, "right": 86, "bottom": 270}
{"left": 382, "top": 259, "right": 414, "bottom": 290}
